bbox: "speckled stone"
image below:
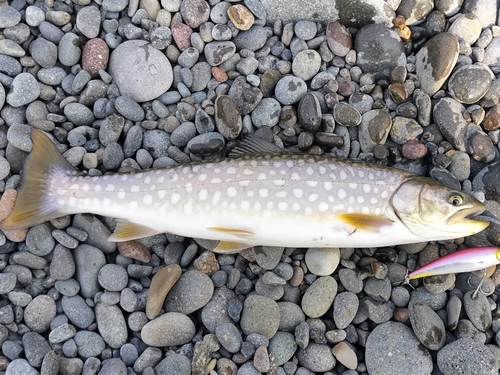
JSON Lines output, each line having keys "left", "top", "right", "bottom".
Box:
{"left": 82, "top": 38, "right": 109, "bottom": 77}
{"left": 141, "top": 312, "right": 196, "bottom": 347}
{"left": 448, "top": 63, "right": 494, "bottom": 104}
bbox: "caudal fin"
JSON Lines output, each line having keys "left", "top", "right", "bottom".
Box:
{"left": 0, "top": 129, "right": 76, "bottom": 230}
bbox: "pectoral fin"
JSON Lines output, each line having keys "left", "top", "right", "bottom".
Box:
{"left": 337, "top": 213, "right": 394, "bottom": 231}
{"left": 214, "top": 241, "right": 253, "bottom": 253}
{"left": 207, "top": 226, "right": 255, "bottom": 238}
{"left": 109, "top": 220, "right": 161, "bottom": 241}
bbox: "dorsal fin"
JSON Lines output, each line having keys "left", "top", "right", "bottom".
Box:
{"left": 229, "top": 134, "right": 284, "bottom": 158}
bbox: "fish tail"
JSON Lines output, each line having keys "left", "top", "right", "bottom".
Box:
{"left": 0, "top": 128, "right": 75, "bottom": 230}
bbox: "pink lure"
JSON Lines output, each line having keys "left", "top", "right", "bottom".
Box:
{"left": 408, "top": 246, "right": 500, "bottom": 280}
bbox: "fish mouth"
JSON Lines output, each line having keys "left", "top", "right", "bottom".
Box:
{"left": 447, "top": 204, "right": 489, "bottom": 229}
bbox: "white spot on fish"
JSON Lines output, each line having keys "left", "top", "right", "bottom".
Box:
{"left": 227, "top": 187, "right": 238, "bottom": 197}
{"left": 227, "top": 167, "right": 236, "bottom": 174}
{"left": 347, "top": 206, "right": 355, "bottom": 213}
{"left": 307, "top": 180, "right": 318, "bottom": 188}
{"left": 369, "top": 173, "right": 375, "bottom": 180}
{"left": 143, "top": 195, "right": 153, "bottom": 205}
{"left": 292, "top": 203, "right": 301, "bottom": 211}
{"left": 102, "top": 198, "right": 111, "bottom": 206}
{"left": 276, "top": 191, "right": 287, "bottom": 198}
{"left": 214, "top": 168, "right": 221, "bottom": 174}
{"left": 211, "top": 177, "right": 222, "bottom": 184}
{"left": 158, "top": 175, "right": 166, "bottom": 183}
{"left": 273, "top": 179, "right": 285, "bottom": 186}
{"left": 250, "top": 160, "right": 258, "bottom": 167}
{"left": 381, "top": 190, "right": 389, "bottom": 199}
{"left": 246, "top": 190, "right": 254, "bottom": 198}
{"left": 198, "top": 189, "right": 208, "bottom": 201}
{"left": 374, "top": 186, "right": 379, "bottom": 194}
{"left": 144, "top": 176, "right": 151, "bottom": 184}
{"left": 340, "top": 170, "right": 347, "bottom": 180}
{"left": 363, "top": 184, "right": 371, "bottom": 193}
{"left": 183, "top": 201, "right": 192, "bottom": 215}
{"left": 274, "top": 162, "right": 282, "bottom": 168}
{"left": 239, "top": 180, "right": 250, "bottom": 187}
{"left": 254, "top": 201, "right": 261, "bottom": 211}
{"left": 280, "top": 169, "right": 286, "bottom": 175}
{"left": 69, "top": 184, "right": 79, "bottom": 190}
{"left": 135, "top": 173, "right": 144, "bottom": 179}
{"left": 94, "top": 184, "right": 102, "bottom": 192}
{"left": 293, "top": 188, "right": 303, "bottom": 198}
{"left": 278, "top": 202, "right": 288, "bottom": 211}
{"left": 171, "top": 193, "right": 181, "bottom": 204}
{"left": 370, "top": 197, "right": 378, "bottom": 205}
{"left": 185, "top": 182, "right": 193, "bottom": 193}
{"left": 130, "top": 185, "right": 140, "bottom": 192}
{"left": 305, "top": 207, "right": 313, "bottom": 216}
{"left": 286, "top": 160, "right": 294, "bottom": 168}
{"left": 259, "top": 188, "right": 269, "bottom": 198}
{"left": 318, "top": 202, "right": 329, "bottom": 212}
{"left": 291, "top": 173, "right": 301, "bottom": 181}
{"left": 199, "top": 174, "right": 207, "bottom": 181}
{"left": 349, "top": 183, "right": 357, "bottom": 190}
{"left": 269, "top": 170, "right": 276, "bottom": 176}
{"left": 266, "top": 201, "right": 274, "bottom": 210}
{"left": 319, "top": 166, "right": 326, "bottom": 174}
{"left": 357, "top": 196, "right": 365, "bottom": 204}
{"left": 82, "top": 184, "right": 90, "bottom": 191}
{"left": 212, "top": 191, "right": 221, "bottom": 205}
{"left": 121, "top": 175, "right": 128, "bottom": 181}
{"left": 306, "top": 167, "right": 314, "bottom": 175}
{"left": 57, "top": 188, "right": 66, "bottom": 196}
{"left": 257, "top": 172, "right": 267, "bottom": 180}
{"left": 243, "top": 169, "right": 254, "bottom": 175}
{"left": 330, "top": 173, "right": 337, "bottom": 180}
{"left": 375, "top": 208, "right": 381, "bottom": 215}
{"left": 309, "top": 194, "right": 319, "bottom": 202}
{"left": 118, "top": 191, "right": 126, "bottom": 199}
{"left": 106, "top": 184, "right": 115, "bottom": 192}
{"left": 358, "top": 170, "right": 365, "bottom": 178}
{"left": 362, "top": 207, "right": 370, "bottom": 214}
{"left": 338, "top": 189, "right": 346, "bottom": 199}
{"left": 323, "top": 182, "right": 333, "bottom": 191}
{"left": 328, "top": 195, "right": 335, "bottom": 202}
{"left": 241, "top": 201, "right": 250, "bottom": 211}
{"left": 158, "top": 190, "right": 167, "bottom": 199}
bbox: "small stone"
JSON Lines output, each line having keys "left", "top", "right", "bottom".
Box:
{"left": 180, "top": 0, "right": 210, "bottom": 28}
{"left": 463, "top": 290, "right": 492, "bottom": 331}
{"left": 241, "top": 295, "right": 280, "bottom": 338}
{"left": 333, "top": 292, "right": 359, "bottom": 329}
{"left": 334, "top": 102, "right": 362, "bottom": 127}
{"left": 117, "top": 241, "right": 151, "bottom": 263}
{"left": 437, "top": 338, "right": 497, "bottom": 375}
{"left": 332, "top": 342, "right": 357, "bottom": 370}
{"left": 95, "top": 303, "right": 127, "bottom": 349}
{"left": 408, "top": 300, "right": 446, "bottom": 350}
{"left": 297, "top": 93, "right": 322, "bottom": 131}
{"left": 24, "top": 295, "right": 56, "bottom": 333}
{"left": 6, "top": 73, "right": 40, "bottom": 107}
{"left": 141, "top": 312, "right": 196, "bottom": 347}
{"left": 171, "top": 23, "right": 193, "bottom": 51}
{"left": 275, "top": 76, "right": 307, "bottom": 105}
{"left": 228, "top": 5, "right": 254, "bottom": 30}
{"left": 297, "top": 343, "right": 335, "bottom": 372}
{"left": 165, "top": 270, "right": 214, "bottom": 314}
{"left": 326, "top": 21, "right": 351, "bottom": 57}
{"left": 358, "top": 109, "right": 392, "bottom": 152}
{"left": 304, "top": 247, "right": 340, "bottom": 276}
{"left": 227, "top": 76, "right": 263, "bottom": 115}
{"left": 214, "top": 95, "right": 242, "bottom": 140}
{"left": 216, "top": 322, "right": 242, "bottom": 353}
{"left": 76, "top": 6, "right": 101, "bottom": 39}
{"left": 448, "top": 63, "right": 493, "bottom": 104}
{"left": 402, "top": 140, "right": 428, "bottom": 159}
{"left": 301, "top": 276, "right": 337, "bottom": 318}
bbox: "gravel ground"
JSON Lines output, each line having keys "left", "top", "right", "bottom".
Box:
{"left": 0, "top": 0, "right": 500, "bottom": 374}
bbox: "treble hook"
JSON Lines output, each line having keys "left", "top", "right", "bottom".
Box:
{"left": 468, "top": 269, "right": 487, "bottom": 299}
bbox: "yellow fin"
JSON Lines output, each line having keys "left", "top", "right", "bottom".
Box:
{"left": 213, "top": 241, "right": 253, "bottom": 253}
{"left": 207, "top": 226, "right": 255, "bottom": 238}
{"left": 108, "top": 221, "right": 161, "bottom": 241}
{"left": 337, "top": 213, "right": 393, "bottom": 231}
{"left": 0, "top": 129, "right": 74, "bottom": 230}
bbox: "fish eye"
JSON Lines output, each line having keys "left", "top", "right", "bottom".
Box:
{"left": 448, "top": 194, "right": 464, "bottom": 206}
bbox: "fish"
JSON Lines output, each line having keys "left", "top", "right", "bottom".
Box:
{"left": 408, "top": 246, "right": 500, "bottom": 280}
{"left": 0, "top": 128, "right": 489, "bottom": 253}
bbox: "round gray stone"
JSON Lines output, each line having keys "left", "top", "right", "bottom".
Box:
{"left": 164, "top": 270, "right": 214, "bottom": 314}
{"left": 6, "top": 73, "right": 40, "bottom": 107}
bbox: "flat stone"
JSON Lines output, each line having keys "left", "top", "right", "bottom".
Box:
{"left": 108, "top": 40, "right": 173, "bottom": 102}
{"left": 326, "top": 21, "right": 352, "bottom": 57}
{"left": 82, "top": 38, "right": 109, "bottom": 77}
{"left": 6, "top": 73, "right": 40, "bottom": 107}
{"left": 448, "top": 63, "right": 494, "bottom": 104}
{"left": 228, "top": 4, "right": 254, "bottom": 30}
{"left": 241, "top": 295, "right": 280, "bottom": 338}
{"left": 141, "top": 312, "right": 196, "bottom": 347}
{"left": 433, "top": 97, "right": 468, "bottom": 151}
{"left": 301, "top": 276, "right": 337, "bottom": 318}
{"left": 214, "top": 95, "right": 242, "bottom": 140}
{"left": 165, "top": 270, "right": 214, "bottom": 314}
{"left": 437, "top": 338, "right": 497, "bottom": 375}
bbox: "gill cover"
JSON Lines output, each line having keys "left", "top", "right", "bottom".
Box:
{"left": 391, "top": 177, "right": 488, "bottom": 239}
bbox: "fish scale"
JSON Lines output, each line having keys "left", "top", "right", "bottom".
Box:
{"left": 0, "top": 129, "right": 489, "bottom": 252}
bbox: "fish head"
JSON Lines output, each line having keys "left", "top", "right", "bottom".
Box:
{"left": 391, "top": 177, "right": 489, "bottom": 240}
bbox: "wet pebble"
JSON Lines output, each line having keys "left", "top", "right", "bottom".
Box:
{"left": 301, "top": 276, "right": 337, "bottom": 318}
{"left": 448, "top": 63, "right": 493, "bottom": 104}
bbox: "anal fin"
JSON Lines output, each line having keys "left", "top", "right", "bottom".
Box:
{"left": 337, "top": 213, "right": 394, "bottom": 232}
{"left": 109, "top": 220, "right": 161, "bottom": 241}
{"left": 214, "top": 241, "right": 253, "bottom": 254}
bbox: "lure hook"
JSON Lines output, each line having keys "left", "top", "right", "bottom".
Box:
{"left": 468, "top": 269, "right": 487, "bottom": 299}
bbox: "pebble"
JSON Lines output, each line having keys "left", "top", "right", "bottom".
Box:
{"left": 241, "top": 295, "right": 280, "bottom": 338}
{"left": 304, "top": 247, "right": 340, "bottom": 276}
{"left": 334, "top": 102, "right": 362, "bottom": 127}
{"left": 95, "top": 303, "right": 127, "bottom": 349}
{"left": 73, "top": 244, "right": 106, "bottom": 299}
{"left": 214, "top": 95, "right": 242, "bottom": 139}
{"left": 141, "top": 312, "right": 196, "bottom": 347}
{"left": 332, "top": 342, "right": 358, "bottom": 370}
{"left": 6, "top": 73, "right": 40, "bottom": 108}
{"left": 24, "top": 295, "right": 56, "bottom": 333}
{"left": 297, "top": 343, "right": 336, "bottom": 372}
{"left": 463, "top": 291, "right": 492, "bottom": 331}
{"left": 366, "top": 321, "right": 432, "bottom": 375}
{"left": 228, "top": 4, "right": 255, "bottom": 30}
{"left": 165, "top": 270, "right": 214, "bottom": 314}
{"left": 437, "top": 337, "right": 497, "bottom": 375}
{"left": 292, "top": 49, "right": 321, "bottom": 81}
{"left": 358, "top": 109, "right": 392, "bottom": 152}
{"left": 61, "top": 295, "right": 95, "bottom": 329}
{"left": 114, "top": 96, "right": 145, "bottom": 121}
{"left": 76, "top": 6, "right": 101, "bottom": 39}
{"left": 408, "top": 300, "right": 446, "bottom": 350}
{"left": 0, "top": 6, "right": 21, "bottom": 28}
{"left": 326, "top": 21, "right": 351, "bottom": 57}
{"left": 448, "top": 63, "right": 493, "bottom": 104}
{"left": 333, "top": 292, "right": 359, "bottom": 329}
{"left": 275, "top": 76, "right": 307, "bottom": 105}
{"left": 301, "top": 276, "right": 337, "bottom": 318}
{"left": 416, "top": 32, "right": 459, "bottom": 96}
{"left": 433, "top": 97, "right": 468, "bottom": 151}
{"left": 232, "top": 26, "right": 268, "bottom": 51}
{"left": 216, "top": 322, "right": 242, "bottom": 353}
{"left": 108, "top": 40, "right": 173, "bottom": 102}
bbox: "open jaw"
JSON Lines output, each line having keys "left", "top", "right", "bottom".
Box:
{"left": 447, "top": 205, "right": 489, "bottom": 230}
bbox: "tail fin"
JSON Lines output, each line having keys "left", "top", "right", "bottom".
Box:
{"left": 0, "top": 129, "right": 76, "bottom": 230}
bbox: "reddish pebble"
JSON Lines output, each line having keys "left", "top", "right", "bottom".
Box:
{"left": 402, "top": 140, "right": 427, "bottom": 159}
{"left": 212, "top": 66, "right": 228, "bottom": 82}
{"left": 483, "top": 105, "right": 500, "bottom": 131}
{"left": 82, "top": 38, "right": 109, "bottom": 77}
{"left": 193, "top": 250, "right": 219, "bottom": 275}
{"left": 393, "top": 307, "right": 410, "bottom": 323}
{"left": 171, "top": 23, "right": 193, "bottom": 51}
{"left": 117, "top": 240, "right": 151, "bottom": 263}
{"left": 180, "top": 0, "right": 210, "bottom": 28}
{"left": 0, "top": 189, "right": 28, "bottom": 242}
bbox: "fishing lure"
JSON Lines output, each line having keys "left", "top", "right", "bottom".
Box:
{"left": 406, "top": 246, "right": 500, "bottom": 297}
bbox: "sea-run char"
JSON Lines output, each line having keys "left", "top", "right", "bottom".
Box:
{"left": 0, "top": 129, "right": 489, "bottom": 253}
